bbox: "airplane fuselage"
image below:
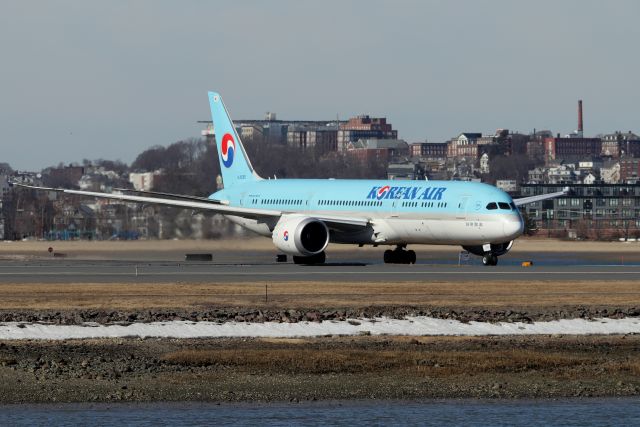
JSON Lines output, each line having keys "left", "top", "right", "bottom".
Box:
{"left": 212, "top": 178, "right": 524, "bottom": 246}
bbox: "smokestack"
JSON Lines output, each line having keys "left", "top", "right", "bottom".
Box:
{"left": 578, "top": 99, "right": 583, "bottom": 135}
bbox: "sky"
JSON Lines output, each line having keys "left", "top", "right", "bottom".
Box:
{"left": 1, "top": 0, "right": 639, "bottom": 170}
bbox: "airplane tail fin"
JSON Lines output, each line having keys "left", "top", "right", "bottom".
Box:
{"left": 208, "top": 91, "right": 262, "bottom": 187}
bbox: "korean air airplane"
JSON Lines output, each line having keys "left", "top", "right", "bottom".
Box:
{"left": 15, "top": 92, "right": 565, "bottom": 266}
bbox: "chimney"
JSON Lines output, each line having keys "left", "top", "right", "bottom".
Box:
{"left": 578, "top": 99, "right": 583, "bottom": 135}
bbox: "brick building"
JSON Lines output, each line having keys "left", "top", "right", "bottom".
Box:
{"left": 346, "top": 139, "right": 409, "bottom": 163}
{"left": 620, "top": 158, "right": 640, "bottom": 182}
{"left": 544, "top": 136, "right": 602, "bottom": 162}
{"left": 410, "top": 142, "right": 448, "bottom": 160}
{"left": 338, "top": 115, "right": 397, "bottom": 151}
{"left": 287, "top": 127, "right": 338, "bottom": 152}
{"left": 447, "top": 133, "right": 481, "bottom": 158}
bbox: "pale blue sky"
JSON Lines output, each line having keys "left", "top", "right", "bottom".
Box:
{"left": 1, "top": 0, "right": 639, "bottom": 170}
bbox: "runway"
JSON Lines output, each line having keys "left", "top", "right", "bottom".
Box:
{"left": 0, "top": 259, "right": 639, "bottom": 283}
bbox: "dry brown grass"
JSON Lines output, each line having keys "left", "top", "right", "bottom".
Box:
{"left": 0, "top": 280, "right": 639, "bottom": 310}
{"left": 621, "top": 361, "right": 640, "bottom": 376}
{"left": 160, "top": 347, "right": 621, "bottom": 378}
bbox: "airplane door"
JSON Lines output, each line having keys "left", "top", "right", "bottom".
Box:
{"left": 468, "top": 198, "right": 486, "bottom": 239}
{"left": 456, "top": 196, "right": 470, "bottom": 220}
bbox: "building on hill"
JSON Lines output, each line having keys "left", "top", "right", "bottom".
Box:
{"left": 447, "top": 133, "right": 481, "bottom": 159}
{"left": 543, "top": 135, "right": 602, "bottom": 162}
{"left": 387, "top": 162, "right": 425, "bottom": 180}
{"left": 620, "top": 158, "right": 640, "bottom": 182}
{"left": 287, "top": 125, "right": 338, "bottom": 152}
{"left": 44, "top": 165, "right": 84, "bottom": 188}
{"left": 479, "top": 153, "right": 489, "bottom": 174}
{"left": 602, "top": 131, "right": 640, "bottom": 158}
{"left": 346, "top": 138, "right": 409, "bottom": 163}
{"left": 338, "top": 115, "right": 398, "bottom": 151}
{"left": 600, "top": 161, "right": 621, "bottom": 184}
{"left": 410, "top": 142, "right": 448, "bottom": 161}
{"left": 129, "top": 171, "right": 162, "bottom": 192}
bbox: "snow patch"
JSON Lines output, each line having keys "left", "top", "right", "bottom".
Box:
{"left": 0, "top": 317, "right": 639, "bottom": 340}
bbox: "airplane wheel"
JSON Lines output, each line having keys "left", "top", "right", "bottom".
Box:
{"left": 383, "top": 250, "right": 393, "bottom": 264}
{"left": 408, "top": 250, "right": 416, "bottom": 264}
{"left": 393, "top": 249, "right": 409, "bottom": 264}
{"left": 482, "top": 254, "right": 498, "bottom": 266}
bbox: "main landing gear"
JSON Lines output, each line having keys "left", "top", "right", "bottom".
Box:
{"left": 482, "top": 253, "right": 498, "bottom": 266}
{"left": 293, "top": 251, "right": 326, "bottom": 265}
{"left": 383, "top": 246, "right": 416, "bottom": 264}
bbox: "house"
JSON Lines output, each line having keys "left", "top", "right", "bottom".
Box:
{"left": 447, "top": 133, "right": 481, "bottom": 158}
{"left": 600, "top": 161, "right": 621, "bottom": 184}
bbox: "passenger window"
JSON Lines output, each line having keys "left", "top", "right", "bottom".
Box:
{"left": 486, "top": 202, "right": 498, "bottom": 210}
{"left": 498, "top": 202, "right": 510, "bottom": 210}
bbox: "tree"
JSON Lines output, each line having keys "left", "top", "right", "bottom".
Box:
{"left": 131, "top": 146, "right": 167, "bottom": 172}
{"left": 0, "top": 162, "right": 13, "bottom": 174}
{"left": 484, "top": 154, "right": 534, "bottom": 184}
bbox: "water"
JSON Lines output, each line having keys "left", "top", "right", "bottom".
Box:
{"left": 1, "top": 399, "right": 638, "bottom": 426}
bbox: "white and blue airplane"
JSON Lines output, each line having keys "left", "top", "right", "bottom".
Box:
{"left": 15, "top": 92, "right": 566, "bottom": 266}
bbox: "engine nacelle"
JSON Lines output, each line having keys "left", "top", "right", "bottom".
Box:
{"left": 272, "top": 216, "right": 329, "bottom": 256}
{"left": 463, "top": 241, "right": 513, "bottom": 257}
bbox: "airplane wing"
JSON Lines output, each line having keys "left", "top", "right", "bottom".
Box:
{"left": 113, "top": 188, "right": 225, "bottom": 204}
{"left": 11, "top": 183, "right": 280, "bottom": 220}
{"left": 513, "top": 187, "right": 569, "bottom": 207}
{"left": 11, "top": 183, "right": 372, "bottom": 228}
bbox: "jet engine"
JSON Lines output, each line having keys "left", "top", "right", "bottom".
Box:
{"left": 463, "top": 241, "right": 513, "bottom": 257}
{"left": 272, "top": 216, "right": 329, "bottom": 256}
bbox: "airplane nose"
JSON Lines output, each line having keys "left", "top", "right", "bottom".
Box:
{"left": 503, "top": 215, "right": 524, "bottom": 239}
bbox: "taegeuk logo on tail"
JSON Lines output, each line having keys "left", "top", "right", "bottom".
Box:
{"left": 221, "top": 133, "right": 235, "bottom": 168}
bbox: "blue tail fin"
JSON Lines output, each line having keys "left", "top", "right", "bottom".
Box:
{"left": 208, "top": 91, "right": 262, "bottom": 187}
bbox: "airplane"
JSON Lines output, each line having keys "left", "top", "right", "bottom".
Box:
{"left": 13, "top": 91, "right": 566, "bottom": 266}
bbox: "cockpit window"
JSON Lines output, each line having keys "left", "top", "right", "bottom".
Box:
{"left": 509, "top": 202, "right": 516, "bottom": 210}
{"left": 486, "top": 202, "right": 498, "bottom": 210}
{"left": 498, "top": 202, "right": 510, "bottom": 210}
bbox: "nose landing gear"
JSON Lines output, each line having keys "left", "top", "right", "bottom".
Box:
{"left": 383, "top": 246, "right": 416, "bottom": 264}
{"left": 462, "top": 243, "right": 511, "bottom": 267}
{"left": 482, "top": 253, "right": 498, "bottom": 266}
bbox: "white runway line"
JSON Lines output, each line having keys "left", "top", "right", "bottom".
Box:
{"left": 1, "top": 317, "right": 640, "bottom": 340}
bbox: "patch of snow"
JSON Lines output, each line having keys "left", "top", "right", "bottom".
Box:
{"left": 0, "top": 317, "right": 639, "bottom": 340}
